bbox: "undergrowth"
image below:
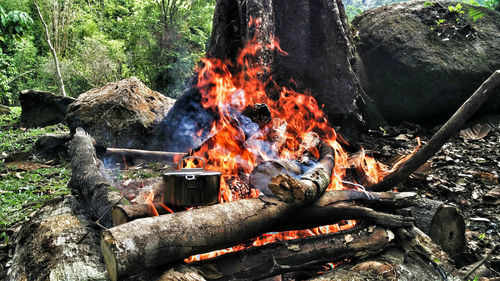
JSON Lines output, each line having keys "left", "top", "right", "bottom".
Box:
{"left": 0, "top": 107, "right": 70, "bottom": 242}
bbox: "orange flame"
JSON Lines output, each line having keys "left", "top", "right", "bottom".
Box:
{"left": 185, "top": 20, "right": 349, "bottom": 201}
{"left": 175, "top": 19, "right": 418, "bottom": 265}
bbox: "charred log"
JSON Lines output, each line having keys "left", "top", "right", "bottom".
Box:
{"left": 249, "top": 160, "right": 303, "bottom": 197}
{"left": 68, "top": 127, "right": 124, "bottom": 228}
{"left": 268, "top": 141, "right": 334, "bottom": 204}
{"left": 183, "top": 225, "right": 392, "bottom": 281}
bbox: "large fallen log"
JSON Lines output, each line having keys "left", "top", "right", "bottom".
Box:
{"left": 370, "top": 70, "right": 500, "bottom": 191}
{"left": 68, "top": 127, "right": 124, "bottom": 228}
{"left": 111, "top": 190, "right": 416, "bottom": 226}
{"left": 268, "top": 141, "right": 335, "bottom": 204}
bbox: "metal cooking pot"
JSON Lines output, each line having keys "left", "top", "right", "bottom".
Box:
{"left": 162, "top": 156, "right": 221, "bottom": 207}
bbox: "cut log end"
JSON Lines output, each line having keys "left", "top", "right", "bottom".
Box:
{"left": 268, "top": 174, "right": 315, "bottom": 204}
{"left": 101, "top": 232, "right": 119, "bottom": 281}
{"left": 428, "top": 205, "right": 466, "bottom": 255}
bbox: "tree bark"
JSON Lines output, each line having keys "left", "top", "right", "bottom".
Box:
{"left": 34, "top": 1, "right": 67, "bottom": 97}
{"left": 111, "top": 190, "right": 417, "bottom": 227}
{"left": 405, "top": 198, "right": 465, "bottom": 256}
{"left": 68, "top": 127, "right": 124, "bottom": 228}
{"left": 370, "top": 70, "right": 500, "bottom": 191}
{"left": 268, "top": 142, "right": 334, "bottom": 204}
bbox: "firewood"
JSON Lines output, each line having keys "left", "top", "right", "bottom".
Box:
{"left": 370, "top": 70, "right": 500, "bottom": 191}
{"left": 249, "top": 160, "right": 302, "bottom": 196}
{"left": 404, "top": 198, "right": 465, "bottom": 255}
{"left": 68, "top": 127, "right": 124, "bottom": 228}
{"left": 106, "top": 148, "right": 186, "bottom": 161}
{"left": 180, "top": 225, "right": 392, "bottom": 281}
{"left": 111, "top": 190, "right": 417, "bottom": 226}
{"left": 112, "top": 203, "right": 171, "bottom": 226}
{"left": 101, "top": 191, "right": 416, "bottom": 280}
{"left": 268, "top": 141, "right": 335, "bottom": 204}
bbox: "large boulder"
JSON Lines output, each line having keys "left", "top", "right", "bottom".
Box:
{"left": 353, "top": 1, "right": 500, "bottom": 125}
{"left": 66, "top": 77, "right": 175, "bottom": 148}
{"left": 19, "top": 90, "right": 75, "bottom": 128}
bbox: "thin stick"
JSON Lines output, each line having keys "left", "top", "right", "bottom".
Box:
{"left": 370, "top": 70, "right": 500, "bottom": 191}
{"left": 106, "top": 148, "right": 186, "bottom": 160}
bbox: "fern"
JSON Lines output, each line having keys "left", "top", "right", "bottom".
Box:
{"left": 468, "top": 8, "right": 485, "bottom": 22}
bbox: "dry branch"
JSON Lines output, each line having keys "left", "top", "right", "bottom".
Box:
{"left": 268, "top": 141, "right": 335, "bottom": 204}
{"left": 106, "top": 148, "right": 186, "bottom": 161}
{"left": 68, "top": 127, "right": 123, "bottom": 228}
{"left": 370, "top": 70, "right": 500, "bottom": 191}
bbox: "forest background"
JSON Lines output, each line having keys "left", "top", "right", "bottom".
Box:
{"left": 1, "top": 0, "right": 498, "bottom": 105}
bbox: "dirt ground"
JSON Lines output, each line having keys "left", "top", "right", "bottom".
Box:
{"left": 357, "top": 117, "right": 500, "bottom": 278}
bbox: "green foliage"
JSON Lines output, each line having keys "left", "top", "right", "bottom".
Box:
{"left": 345, "top": 5, "right": 365, "bottom": 21}
{"left": 0, "top": 107, "right": 68, "bottom": 153}
{"left": 0, "top": 106, "right": 70, "bottom": 233}
{"left": 424, "top": 1, "right": 435, "bottom": 7}
{"left": 468, "top": 8, "right": 486, "bottom": 22}
{"left": 448, "top": 3, "right": 465, "bottom": 14}
{"left": 435, "top": 18, "right": 446, "bottom": 25}
{"left": 0, "top": 5, "right": 34, "bottom": 40}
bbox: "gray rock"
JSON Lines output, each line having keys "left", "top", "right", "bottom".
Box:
{"left": 353, "top": 1, "right": 500, "bottom": 125}
{"left": 0, "top": 104, "right": 10, "bottom": 115}
{"left": 19, "top": 90, "right": 75, "bottom": 127}
{"left": 66, "top": 77, "right": 175, "bottom": 148}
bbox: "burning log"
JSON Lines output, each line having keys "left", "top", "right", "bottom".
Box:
{"left": 105, "top": 147, "right": 186, "bottom": 161}
{"left": 370, "top": 70, "right": 500, "bottom": 192}
{"left": 110, "top": 190, "right": 417, "bottom": 227}
{"left": 268, "top": 141, "right": 335, "bottom": 204}
{"left": 68, "top": 127, "right": 124, "bottom": 227}
{"left": 180, "top": 225, "right": 393, "bottom": 281}
{"left": 101, "top": 190, "right": 416, "bottom": 280}
{"left": 249, "top": 159, "right": 302, "bottom": 196}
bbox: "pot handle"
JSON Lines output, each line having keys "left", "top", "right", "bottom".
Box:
{"left": 178, "top": 156, "right": 206, "bottom": 170}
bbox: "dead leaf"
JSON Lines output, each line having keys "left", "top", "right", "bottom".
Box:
{"left": 459, "top": 123, "right": 492, "bottom": 140}
{"left": 6, "top": 161, "right": 51, "bottom": 171}
{"left": 483, "top": 186, "right": 500, "bottom": 205}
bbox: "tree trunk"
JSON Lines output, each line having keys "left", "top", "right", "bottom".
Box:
{"left": 152, "top": 0, "right": 367, "bottom": 152}
{"left": 34, "top": 1, "right": 67, "bottom": 97}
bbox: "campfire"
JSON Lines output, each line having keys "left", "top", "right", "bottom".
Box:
{"left": 94, "top": 22, "right": 465, "bottom": 281}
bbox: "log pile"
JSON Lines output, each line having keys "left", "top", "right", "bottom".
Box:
{"left": 88, "top": 136, "right": 463, "bottom": 280}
